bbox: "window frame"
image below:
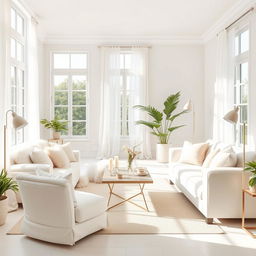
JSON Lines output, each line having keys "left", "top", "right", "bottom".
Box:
{"left": 10, "top": 3, "right": 27, "bottom": 145}
{"left": 50, "top": 51, "right": 89, "bottom": 140}
{"left": 233, "top": 25, "right": 250, "bottom": 146}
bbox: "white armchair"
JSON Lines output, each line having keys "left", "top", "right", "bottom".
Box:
{"left": 16, "top": 174, "right": 107, "bottom": 245}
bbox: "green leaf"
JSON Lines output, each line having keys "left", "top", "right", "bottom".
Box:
{"left": 135, "top": 120, "right": 161, "bottom": 129}
{"left": 163, "top": 92, "right": 180, "bottom": 118}
{"left": 134, "top": 105, "right": 163, "bottom": 123}
{"left": 168, "top": 125, "right": 185, "bottom": 133}
{"left": 249, "top": 176, "right": 256, "bottom": 187}
{"left": 168, "top": 110, "right": 188, "bottom": 121}
{"left": 0, "top": 169, "right": 19, "bottom": 197}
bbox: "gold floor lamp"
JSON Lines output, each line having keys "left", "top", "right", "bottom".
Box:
{"left": 4, "top": 110, "right": 28, "bottom": 171}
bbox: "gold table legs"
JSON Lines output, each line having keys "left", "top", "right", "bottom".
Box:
{"left": 242, "top": 189, "right": 256, "bottom": 238}
{"left": 106, "top": 183, "right": 149, "bottom": 211}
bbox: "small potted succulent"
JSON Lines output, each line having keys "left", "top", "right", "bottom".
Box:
{"left": 40, "top": 118, "right": 68, "bottom": 139}
{"left": 245, "top": 161, "right": 256, "bottom": 193}
{"left": 0, "top": 170, "right": 19, "bottom": 226}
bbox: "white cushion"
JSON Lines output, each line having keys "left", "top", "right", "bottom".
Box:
{"left": 202, "top": 148, "right": 220, "bottom": 168}
{"left": 209, "top": 148, "right": 237, "bottom": 167}
{"left": 46, "top": 146, "right": 70, "bottom": 168}
{"left": 179, "top": 141, "right": 209, "bottom": 166}
{"left": 12, "top": 144, "right": 33, "bottom": 164}
{"left": 75, "top": 191, "right": 107, "bottom": 223}
{"left": 61, "top": 143, "right": 76, "bottom": 162}
{"left": 36, "top": 169, "right": 77, "bottom": 207}
{"left": 30, "top": 148, "right": 53, "bottom": 167}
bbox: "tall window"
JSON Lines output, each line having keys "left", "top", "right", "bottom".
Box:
{"left": 10, "top": 6, "right": 26, "bottom": 144}
{"left": 52, "top": 53, "right": 88, "bottom": 137}
{"left": 120, "top": 52, "right": 132, "bottom": 137}
{"left": 234, "top": 28, "right": 249, "bottom": 145}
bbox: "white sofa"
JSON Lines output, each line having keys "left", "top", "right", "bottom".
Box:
{"left": 8, "top": 140, "right": 81, "bottom": 203}
{"left": 16, "top": 174, "right": 107, "bottom": 245}
{"left": 169, "top": 143, "right": 256, "bottom": 223}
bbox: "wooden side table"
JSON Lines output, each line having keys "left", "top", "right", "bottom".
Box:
{"left": 48, "top": 138, "right": 64, "bottom": 144}
{"left": 242, "top": 189, "right": 256, "bottom": 238}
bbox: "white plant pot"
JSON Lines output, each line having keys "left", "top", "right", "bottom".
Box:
{"left": 249, "top": 185, "right": 256, "bottom": 194}
{"left": 0, "top": 196, "right": 8, "bottom": 226}
{"left": 156, "top": 144, "right": 170, "bottom": 163}
{"left": 52, "top": 131, "right": 61, "bottom": 139}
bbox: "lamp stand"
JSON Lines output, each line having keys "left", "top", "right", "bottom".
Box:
{"left": 4, "top": 125, "right": 7, "bottom": 172}
{"left": 242, "top": 122, "right": 246, "bottom": 189}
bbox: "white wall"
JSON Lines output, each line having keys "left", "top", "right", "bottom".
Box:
{"left": 39, "top": 43, "right": 205, "bottom": 158}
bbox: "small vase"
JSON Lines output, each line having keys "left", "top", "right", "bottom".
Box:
{"left": 249, "top": 185, "right": 256, "bottom": 194}
{"left": 53, "top": 131, "right": 61, "bottom": 139}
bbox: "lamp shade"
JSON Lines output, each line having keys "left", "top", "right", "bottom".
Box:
{"left": 223, "top": 106, "right": 239, "bottom": 124}
{"left": 12, "top": 112, "right": 28, "bottom": 129}
{"left": 183, "top": 99, "right": 193, "bottom": 112}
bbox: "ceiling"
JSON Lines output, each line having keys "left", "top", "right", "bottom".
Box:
{"left": 23, "top": 0, "right": 241, "bottom": 39}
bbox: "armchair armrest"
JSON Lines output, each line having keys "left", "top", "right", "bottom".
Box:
{"left": 73, "top": 150, "right": 80, "bottom": 162}
{"left": 169, "top": 147, "right": 182, "bottom": 163}
{"left": 9, "top": 164, "right": 52, "bottom": 175}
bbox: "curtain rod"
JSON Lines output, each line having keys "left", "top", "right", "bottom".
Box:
{"left": 98, "top": 45, "right": 152, "bottom": 49}
{"left": 225, "top": 7, "right": 254, "bottom": 30}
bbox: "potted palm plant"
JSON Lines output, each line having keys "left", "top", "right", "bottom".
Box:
{"left": 245, "top": 161, "right": 256, "bottom": 193}
{"left": 0, "top": 169, "right": 19, "bottom": 225}
{"left": 40, "top": 118, "right": 68, "bottom": 139}
{"left": 134, "top": 92, "right": 187, "bottom": 163}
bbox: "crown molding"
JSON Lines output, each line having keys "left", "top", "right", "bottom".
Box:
{"left": 202, "top": 0, "right": 256, "bottom": 43}
{"left": 39, "top": 34, "right": 204, "bottom": 45}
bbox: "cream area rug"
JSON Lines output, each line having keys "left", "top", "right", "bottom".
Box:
{"left": 8, "top": 175, "right": 223, "bottom": 235}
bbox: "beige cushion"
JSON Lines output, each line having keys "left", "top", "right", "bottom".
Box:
{"left": 46, "top": 146, "right": 70, "bottom": 168}
{"left": 179, "top": 141, "right": 209, "bottom": 166}
{"left": 12, "top": 145, "right": 33, "bottom": 164}
{"left": 202, "top": 149, "right": 220, "bottom": 168}
{"left": 30, "top": 148, "right": 53, "bottom": 167}
{"left": 36, "top": 169, "right": 77, "bottom": 207}
{"left": 61, "top": 143, "right": 76, "bottom": 162}
{"left": 209, "top": 148, "right": 237, "bottom": 167}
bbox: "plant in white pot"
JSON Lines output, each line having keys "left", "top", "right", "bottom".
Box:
{"left": 0, "top": 169, "right": 19, "bottom": 226}
{"left": 245, "top": 161, "right": 256, "bottom": 193}
{"left": 40, "top": 118, "right": 68, "bottom": 139}
{"left": 134, "top": 92, "right": 187, "bottom": 163}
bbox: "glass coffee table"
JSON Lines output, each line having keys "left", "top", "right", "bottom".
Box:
{"left": 101, "top": 169, "right": 153, "bottom": 211}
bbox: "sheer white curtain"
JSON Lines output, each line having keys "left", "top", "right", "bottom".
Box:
{"left": 248, "top": 9, "right": 256, "bottom": 149}
{"left": 0, "top": 0, "right": 11, "bottom": 168}
{"left": 26, "top": 17, "right": 40, "bottom": 141}
{"left": 128, "top": 48, "right": 151, "bottom": 159}
{"left": 97, "top": 47, "right": 121, "bottom": 158}
{"left": 213, "top": 29, "right": 235, "bottom": 144}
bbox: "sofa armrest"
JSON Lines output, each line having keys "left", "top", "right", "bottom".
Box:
{"left": 9, "top": 164, "right": 52, "bottom": 175}
{"left": 202, "top": 167, "right": 247, "bottom": 217}
{"left": 73, "top": 150, "right": 80, "bottom": 162}
{"left": 169, "top": 147, "right": 182, "bottom": 163}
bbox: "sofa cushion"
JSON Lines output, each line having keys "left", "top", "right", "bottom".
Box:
{"left": 75, "top": 191, "right": 107, "bottom": 223}
{"left": 209, "top": 148, "right": 237, "bottom": 167}
{"left": 46, "top": 146, "right": 70, "bottom": 168}
{"left": 61, "top": 143, "right": 76, "bottom": 162}
{"left": 12, "top": 144, "right": 34, "bottom": 164}
{"left": 202, "top": 149, "right": 220, "bottom": 168}
{"left": 30, "top": 148, "right": 53, "bottom": 167}
{"left": 170, "top": 163, "right": 203, "bottom": 200}
{"left": 179, "top": 141, "right": 209, "bottom": 165}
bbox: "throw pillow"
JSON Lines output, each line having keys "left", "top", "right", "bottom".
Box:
{"left": 202, "top": 148, "right": 220, "bottom": 168}
{"left": 12, "top": 145, "right": 33, "bottom": 164}
{"left": 30, "top": 148, "right": 53, "bottom": 167}
{"left": 61, "top": 143, "right": 76, "bottom": 162}
{"left": 179, "top": 141, "right": 209, "bottom": 166}
{"left": 36, "top": 169, "right": 77, "bottom": 207}
{"left": 209, "top": 148, "right": 237, "bottom": 167}
{"left": 46, "top": 146, "right": 70, "bottom": 168}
